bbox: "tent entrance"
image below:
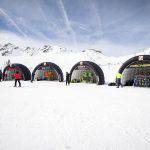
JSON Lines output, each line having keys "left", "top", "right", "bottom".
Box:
{"left": 34, "top": 66, "right": 59, "bottom": 81}
{"left": 4, "top": 67, "right": 24, "bottom": 81}
{"left": 122, "top": 60, "right": 150, "bottom": 86}
{"left": 71, "top": 65, "right": 97, "bottom": 83}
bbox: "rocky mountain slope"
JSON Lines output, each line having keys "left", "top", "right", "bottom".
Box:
{"left": 0, "top": 43, "right": 73, "bottom": 56}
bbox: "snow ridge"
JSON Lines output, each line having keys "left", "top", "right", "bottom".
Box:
{"left": 0, "top": 43, "right": 73, "bottom": 56}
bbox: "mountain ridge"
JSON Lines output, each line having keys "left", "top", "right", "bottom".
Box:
{"left": 0, "top": 42, "right": 73, "bottom": 56}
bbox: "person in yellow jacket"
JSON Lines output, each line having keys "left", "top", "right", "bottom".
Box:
{"left": 116, "top": 72, "right": 123, "bottom": 88}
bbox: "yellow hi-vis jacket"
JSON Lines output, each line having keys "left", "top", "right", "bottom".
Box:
{"left": 116, "top": 73, "right": 123, "bottom": 79}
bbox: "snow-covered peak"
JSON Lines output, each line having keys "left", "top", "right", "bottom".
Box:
{"left": 0, "top": 43, "right": 73, "bottom": 56}
{"left": 0, "top": 43, "right": 24, "bottom": 56}
{"left": 39, "top": 45, "right": 73, "bottom": 54}
{"left": 23, "top": 46, "right": 38, "bottom": 56}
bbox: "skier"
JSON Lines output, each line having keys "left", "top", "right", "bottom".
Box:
{"left": 116, "top": 72, "right": 123, "bottom": 88}
{"left": 66, "top": 72, "right": 70, "bottom": 85}
{"left": 0, "top": 70, "right": 2, "bottom": 82}
{"left": 14, "top": 71, "right": 21, "bottom": 87}
{"left": 31, "top": 73, "right": 35, "bottom": 82}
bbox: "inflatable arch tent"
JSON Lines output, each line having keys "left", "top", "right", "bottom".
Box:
{"left": 119, "top": 55, "right": 150, "bottom": 86}
{"left": 3, "top": 63, "right": 31, "bottom": 81}
{"left": 32, "top": 62, "right": 63, "bottom": 82}
{"left": 70, "top": 61, "right": 105, "bottom": 85}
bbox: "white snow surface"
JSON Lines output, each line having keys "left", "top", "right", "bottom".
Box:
{"left": 0, "top": 81, "right": 150, "bottom": 150}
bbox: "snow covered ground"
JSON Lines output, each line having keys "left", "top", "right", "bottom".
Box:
{"left": 0, "top": 81, "right": 150, "bottom": 150}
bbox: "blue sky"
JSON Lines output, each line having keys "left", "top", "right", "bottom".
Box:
{"left": 0, "top": 0, "right": 150, "bottom": 56}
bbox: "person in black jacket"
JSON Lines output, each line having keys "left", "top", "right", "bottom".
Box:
{"left": 66, "top": 72, "right": 70, "bottom": 85}
{"left": 31, "top": 73, "right": 35, "bottom": 82}
{"left": 0, "top": 70, "right": 2, "bottom": 82}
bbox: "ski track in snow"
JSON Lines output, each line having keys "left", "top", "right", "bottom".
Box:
{"left": 0, "top": 81, "right": 150, "bottom": 150}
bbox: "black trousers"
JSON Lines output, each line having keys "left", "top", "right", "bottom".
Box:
{"left": 66, "top": 79, "right": 70, "bottom": 85}
{"left": 116, "top": 78, "right": 123, "bottom": 88}
{"left": 14, "top": 79, "right": 21, "bottom": 87}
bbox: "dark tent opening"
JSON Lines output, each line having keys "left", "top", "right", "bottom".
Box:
{"left": 32, "top": 62, "right": 63, "bottom": 82}
{"left": 3, "top": 63, "right": 31, "bottom": 81}
{"left": 119, "top": 55, "right": 150, "bottom": 87}
{"left": 70, "top": 61, "right": 105, "bottom": 85}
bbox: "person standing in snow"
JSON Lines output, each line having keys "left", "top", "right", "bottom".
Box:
{"left": 0, "top": 70, "right": 2, "bottom": 82}
{"left": 66, "top": 72, "right": 70, "bottom": 85}
{"left": 116, "top": 72, "right": 123, "bottom": 88}
{"left": 14, "top": 71, "right": 22, "bottom": 87}
{"left": 31, "top": 73, "right": 35, "bottom": 82}
{"left": 58, "top": 75, "right": 62, "bottom": 82}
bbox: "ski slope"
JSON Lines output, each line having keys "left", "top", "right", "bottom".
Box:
{"left": 0, "top": 81, "right": 150, "bottom": 150}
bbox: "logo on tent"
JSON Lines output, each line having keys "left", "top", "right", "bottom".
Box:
{"left": 80, "top": 61, "right": 83, "bottom": 66}
{"left": 43, "top": 62, "right": 47, "bottom": 66}
{"left": 138, "top": 56, "right": 144, "bottom": 61}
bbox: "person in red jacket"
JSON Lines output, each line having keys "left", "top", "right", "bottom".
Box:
{"left": 14, "top": 71, "right": 21, "bottom": 87}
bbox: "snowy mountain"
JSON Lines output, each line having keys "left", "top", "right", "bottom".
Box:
{"left": 0, "top": 43, "right": 73, "bottom": 56}
{"left": 0, "top": 43, "right": 22, "bottom": 56}
{"left": 39, "top": 45, "right": 73, "bottom": 54}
